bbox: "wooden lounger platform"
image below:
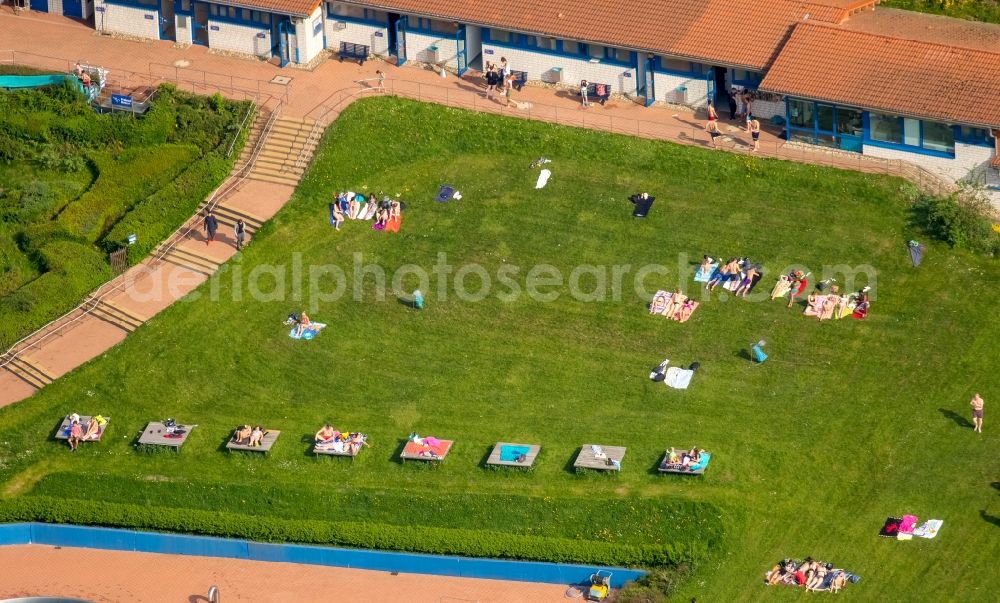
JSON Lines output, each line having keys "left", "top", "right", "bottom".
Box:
{"left": 54, "top": 415, "right": 109, "bottom": 441}
{"left": 574, "top": 444, "right": 625, "bottom": 471}
{"left": 486, "top": 442, "right": 540, "bottom": 467}
{"left": 226, "top": 429, "right": 280, "bottom": 453}
{"left": 314, "top": 434, "right": 367, "bottom": 458}
{"left": 137, "top": 421, "right": 195, "bottom": 450}
{"left": 658, "top": 449, "right": 711, "bottom": 475}
{"left": 400, "top": 439, "right": 452, "bottom": 462}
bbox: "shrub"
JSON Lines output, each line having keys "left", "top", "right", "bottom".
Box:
{"left": 911, "top": 186, "right": 999, "bottom": 255}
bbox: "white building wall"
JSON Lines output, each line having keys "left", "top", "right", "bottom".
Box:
{"left": 174, "top": 13, "right": 193, "bottom": 45}
{"left": 481, "top": 44, "right": 638, "bottom": 95}
{"left": 653, "top": 71, "right": 708, "bottom": 107}
{"left": 863, "top": 141, "right": 994, "bottom": 184}
{"left": 751, "top": 99, "right": 784, "bottom": 120}
{"left": 49, "top": 0, "right": 64, "bottom": 16}
{"left": 93, "top": 0, "right": 160, "bottom": 40}
{"left": 406, "top": 30, "right": 457, "bottom": 68}
{"left": 324, "top": 19, "right": 389, "bottom": 56}
{"left": 294, "top": 6, "right": 325, "bottom": 64}
{"left": 207, "top": 19, "right": 270, "bottom": 57}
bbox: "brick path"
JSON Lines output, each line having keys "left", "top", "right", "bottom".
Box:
{"left": 0, "top": 544, "right": 571, "bottom": 602}
{"left": 0, "top": 8, "right": 955, "bottom": 408}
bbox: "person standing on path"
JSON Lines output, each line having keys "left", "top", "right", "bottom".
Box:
{"left": 375, "top": 69, "right": 385, "bottom": 93}
{"left": 749, "top": 116, "right": 761, "bottom": 152}
{"left": 971, "top": 394, "right": 984, "bottom": 433}
{"left": 727, "top": 88, "right": 738, "bottom": 120}
{"left": 234, "top": 219, "right": 246, "bottom": 250}
{"left": 706, "top": 120, "right": 721, "bottom": 148}
{"left": 580, "top": 79, "right": 590, "bottom": 108}
{"left": 499, "top": 56, "right": 511, "bottom": 82}
{"left": 485, "top": 66, "right": 498, "bottom": 100}
{"left": 203, "top": 211, "right": 219, "bottom": 245}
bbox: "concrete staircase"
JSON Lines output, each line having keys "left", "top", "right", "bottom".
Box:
{"left": 0, "top": 353, "right": 54, "bottom": 389}
{"left": 247, "top": 116, "right": 320, "bottom": 186}
{"left": 84, "top": 297, "right": 147, "bottom": 333}
{"left": 159, "top": 245, "right": 222, "bottom": 277}
{"left": 200, "top": 203, "right": 266, "bottom": 238}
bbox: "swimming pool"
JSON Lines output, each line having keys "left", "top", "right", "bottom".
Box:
{"left": 499, "top": 444, "right": 530, "bottom": 462}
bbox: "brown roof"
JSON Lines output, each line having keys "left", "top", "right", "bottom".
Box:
{"left": 760, "top": 22, "right": 1000, "bottom": 127}
{"left": 343, "top": 0, "right": 853, "bottom": 70}
{"left": 215, "top": 0, "right": 319, "bottom": 17}
{"left": 843, "top": 7, "right": 1000, "bottom": 53}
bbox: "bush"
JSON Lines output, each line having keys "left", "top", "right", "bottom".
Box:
{"left": 911, "top": 187, "right": 1000, "bottom": 255}
{"left": 0, "top": 496, "right": 714, "bottom": 567}
{"left": 616, "top": 564, "right": 694, "bottom": 603}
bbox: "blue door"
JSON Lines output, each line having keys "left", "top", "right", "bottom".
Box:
{"left": 63, "top": 0, "right": 83, "bottom": 18}
{"left": 395, "top": 16, "right": 407, "bottom": 66}
{"left": 642, "top": 56, "right": 655, "bottom": 107}
{"left": 456, "top": 25, "right": 467, "bottom": 76}
{"left": 29, "top": 0, "right": 48, "bottom": 11}
{"left": 273, "top": 18, "right": 290, "bottom": 67}
{"left": 158, "top": 0, "right": 175, "bottom": 41}
{"left": 191, "top": 2, "right": 209, "bottom": 46}
{"left": 706, "top": 67, "right": 716, "bottom": 108}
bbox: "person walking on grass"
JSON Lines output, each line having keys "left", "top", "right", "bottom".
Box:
{"left": 971, "top": 393, "right": 984, "bottom": 433}
{"left": 234, "top": 219, "right": 246, "bottom": 250}
{"left": 203, "top": 210, "right": 218, "bottom": 245}
{"left": 749, "top": 116, "right": 761, "bottom": 152}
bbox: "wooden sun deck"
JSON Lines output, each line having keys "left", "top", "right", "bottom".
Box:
{"left": 54, "top": 415, "right": 109, "bottom": 441}
{"left": 137, "top": 421, "right": 195, "bottom": 449}
{"left": 485, "top": 442, "right": 540, "bottom": 467}
{"left": 658, "top": 449, "right": 711, "bottom": 475}
{"left": 400, "top": 439, "right": 453, "bottom": 462}
{"left": 574, "top": 444, "right": 626, "bottom": 472}
{"left": 226, "top": 429, "right": 280, "bottom": 453}
{"left": 314, "top": 434, "right": 368, "bottom": 458}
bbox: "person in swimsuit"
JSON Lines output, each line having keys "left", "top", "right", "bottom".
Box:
{"left": 706, "top": 120, "right": 722, "bottom": 148}
{"left": 81, "top": 418, "right": 101, "bottom": 441}
{"left": 295, "top": 311, "right": 311, "bottom": 337}
{"left": 749, "top": 117, "right": 761, "bottom": 151}
{"left": 698, "top": 255, "right": 715, "bottom": 279}
{"left": 734, "top": 265, "right": 758, "bottom": 297}
{"left": 233, "top": 425, "right": 252, "bottom": 446}
{"left": 580, "top": 79, "right": 590, "bottom": 107}
{"left": 707, "top": 101, "right": 718, "bottom": 123}
{"left": 971, "top": 393, "right": 984, "bottom": 433}
{"left": 315, "top": 424, "right": 337, "bottom": 443}
{"left": 787, "top": 271, "right": 808, "bottom": 308}
{"left": 676, "top": 298, "right": 696, "bottom": 322}
{"left": 708, "top": 258, "right": 738, "bottom": 291}
{"left": 249, "top": 425, "right": 264, "bottom": 447}
{"left": 664, "top": 287, "right": 686, "bottom": 319}
{"left": 68, "top": 419, "right": 83, "bottom": 451}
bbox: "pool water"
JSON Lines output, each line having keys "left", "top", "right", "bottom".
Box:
{"left": 499, "top": 445, "right": 530, "bottom": 462}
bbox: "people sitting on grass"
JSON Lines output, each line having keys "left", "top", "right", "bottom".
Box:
{"left": 796, "top": 285, "right": 870, "bottom": 321}
{"left": 765, "top": 558, "right": 854, "bottom": 592}
{"left": 294, "top": 311, "right": 311, "bottom": 338}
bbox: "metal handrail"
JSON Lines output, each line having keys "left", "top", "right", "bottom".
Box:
{"left": 227, "top": 96, "right": 259, "bottom": 158}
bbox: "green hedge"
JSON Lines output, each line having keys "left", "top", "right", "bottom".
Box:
{"left": 57, "top": 144, "right": 198, "bottom": 242}
{"left": 0, "top": 496, "right": 713, "bottom": 567}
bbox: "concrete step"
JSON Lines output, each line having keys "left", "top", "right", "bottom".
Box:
{"left": 161, "top": 247, "right": 220, "bottom": 275}
{"left": 251, "top": 164, "right": 305, "bottom": 178}
{"left": 207, "top": 205, "right": 265, "bottom": 230}
{"left": 260, "top": 139, "right": 316, "bottom": 153}
{"left": 85, "top": 298, "right": 146, "bottom": 331}
{"left": 246, "top": 172, "right": 300, "bottom": 187}
{"left": 253, "top": 158, "right": 305, "bottom": 175}
{"left": 2, "top": 355, "right": 53, "bottom": 388}
{"left": 88, "top": 305, "right": 138, "bottom": 333}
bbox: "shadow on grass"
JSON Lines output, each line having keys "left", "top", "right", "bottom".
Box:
{"left": 396, "top": 295, "right": 417, "bottom": 309}
{"left": 981, "top": 510, "right": 1000, "bottom": 528}
{"left": 938, "top": 408, "right": 973, "bottom": 429}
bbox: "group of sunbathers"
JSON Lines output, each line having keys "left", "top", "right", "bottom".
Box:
{"left": 314, "top": 424, "right": 369, "bottom": 454}
{"left": 65, "top": 413, "right": 106, "bottom": 451}
{"left": 801, "top": 285, "right": 871, "bottom": 320}
{"left": 649, "top": 288, "right": 697, "bottom": 321}
{"left": 331, "top": 191, "right": 401, "bottom": 232}
{"left": 231, "top": 424, "right": 266, "bottom": 447}
{"left": 699, "top": 255, "right": 763, "bottom": 297}
{"left": 765, "top": 557, "right": 855, "bottom": 592}
{"left": 661, "top": 447, "right": 703, "bottom": 471}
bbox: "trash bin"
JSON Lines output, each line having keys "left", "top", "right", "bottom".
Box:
{"left": 675, "top": 86, "right": 687, "bottom": 104}
{"left": 426, "top": 45, "right": 439, "bottom": 63}
{"left": 551, "top": 66, "right": 563, "bottom": 84}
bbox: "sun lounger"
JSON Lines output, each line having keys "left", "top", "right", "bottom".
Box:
{"left": 486, "top": 442, "right": 540, "bottom": 467}
{"left": 137, "top": 421, "right": 195, "bottom": 450}
{"left": 314, "top": 433, "right": 368, "bottom": 459}
{"left": 659, "top": 449, "right": 710, "bottom": 474}
{"left": 54, "top": 415, "right": 109, "bottom": 441}
{"left": 574, "top": 444, "right": 625, "bottom": 471}
{"left": 400, "top": 438, "right": 453, "bottom": 462}
{"left": 226, "top": 429, "right": 280, "bottom": 454}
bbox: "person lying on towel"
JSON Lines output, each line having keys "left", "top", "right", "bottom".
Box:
{"left": 249, "top": 425, "right": 265, "bottom": 447}
{"left": 664, "top": 288, "right": 687, "bottom": 318}
{"left": 294, "top": 311, "right": 311, "bottom": 337}
{"left": 650, "top": 290, "right": 670, "bottom": 314}
{"left": 233, "top": 425, "right": 252, "bottom": 446}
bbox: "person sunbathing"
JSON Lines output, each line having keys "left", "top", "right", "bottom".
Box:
{"left": 681, "top": 448, "right": 700, "bottom": 468}
{"left": 81, "top": 418, "right": 101, "bottom": 441}
{"left": 348, "top": 194, "right": 360, "bottom": 219}
{"left": 766, "top": 560, "right": 795, "bottom": 585}
{"left": 249, "top": 425, "right": 264, "bottom": 447}
{"left": 348, "top": 432, "right": 369, "bottom": 454}
{"left": 787, "top": 271, "right": 808, "bottom": 308}
{"left": 676, "top": 298, "right": 696, "bottom": 322}
{"left": 733, "top": 265, "right": 758, "bottom": 297}
{"left": 667, "top": 447, "right": 680, "bottom": 465}
{"left": 315, "top": 424, "right": 337, "bottom": 443}
{"left": 233, "top": 425, "right": 252, "bottom": 446}
{"left": 68, "top": 419, "right": 83, "bottom": 452}
{"left": 803, "top": 290, "right": 823, "bottom": 316}
{"left": 806, "top": 564, "right": 830, "bottom": 590}
{"left": 697, "top": 255, "right": 715, "bottom": 279}
{"left": 707, "top": 258, "right": 737, "bottom": 291}
{"left": 295, "top": 311, "right": 311, "bottom": 337}
{"left": 664, "top": 288, "right": 686, "bottom": 318}
{"left": 819, "top": 294, "right": 839, "bottom": 321}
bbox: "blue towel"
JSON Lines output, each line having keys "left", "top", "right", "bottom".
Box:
{"left": 436, "top": 185, "right": 454, "bottom": 202}
{"left": 694, "top": 264, "right": 719, "bottom": 283}
{"left": 289, "top": 323, "right": 326, "bottom": 340}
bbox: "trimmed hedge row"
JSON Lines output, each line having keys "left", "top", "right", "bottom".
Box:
{"left": 57, "top": 144, "right": 199, "bottom": 242}
{"left": 0, "top": 496, "right": 715, "bottom": 567}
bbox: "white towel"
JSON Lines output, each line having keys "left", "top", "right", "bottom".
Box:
{"left": 665, "top": 367, "right": 694, "bottom": 389}
{"left": 913, "top": 519, "right": 943, "bottom": 539}
{"left": 536, "top": 169, "right": 552, "bottom": 189}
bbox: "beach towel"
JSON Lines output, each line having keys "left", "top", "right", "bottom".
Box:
{"left": 673, "top": 301, "right": 699, "bottom": 322}
{"left": 908, "top": 240, "right": 924, "bottom": 267}
{"left": 536, "top": 169, "right": 551, "bottom": 189}
{"left": 664, "top": 367, "right": 694, "bottom": 389}
{"left": 898, "top": 514, "right": 918, "bottom": 540}
{"left": 386, "top": 214, "right": 401, "bottom": 233}
{"left": 913, "top": 519, "right": 942, "bottom": 539}
{"left": 436, "top": 185, "right": 455, "bottom": 202}
{"left": 879, "top": 516, "right": 901, "bottom": 538}
{"left": 694, "top": 263, "right": 719, "bottom": 283}
{"left": 650, "top": 290, "right": 671, "bottom": 315}
{"left": 288, "top": 322, "right": 326, "bottom": 340}
{"left": 771, "top": 275, "right": 791, "bottom": 299}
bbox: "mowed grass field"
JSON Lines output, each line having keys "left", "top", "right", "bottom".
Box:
{"left": 0, "top": 97, "right": 997, "bottom": 600}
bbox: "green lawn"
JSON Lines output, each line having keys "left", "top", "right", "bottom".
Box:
{"left": 884, "top": 0, "right": 1000, "bottom": 24}
{"left": 0, "top": 97, "right": 997, "bottom": 600}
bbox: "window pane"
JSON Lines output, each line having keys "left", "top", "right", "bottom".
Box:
{"left": 430, "top": 19, "right": 457, "bottom": 34}
{"left": 589, "top": 45, "right": 604, "bottom": 59}
{"left": 903, "top": 118, "right": 919, "bottom": 146}
{"left": 661, "top": 58, "right": 690, "bottom": 72}
{"left": 563, "top": 40, "right": 580, "bottom": 54}
{"left": 209, "top": 4, "right": 217, "bottom": 15}
{"left": 836, "top": 108, "right": 863, "bottom": 135}
{"left": 615, "top": 48, "right": 630, "bottom": 62}
{"left": 241, "top": 8, "right": 250, "bottom": 21}
{"left": 869, "top": 112, "right": 901, "bottom": 143}
{"left": 535, "top": 36, "right": 555, "bottom": 50}
{"left": 367, "top": 9, "right": 385, "bottom": 22}
{"left": 490, "top": 29, "right": 511, "bottom": 44}
{"left": 817, "top": 104, "right": 834, "bottom": 132}
{"left": 788, "top": 99, "right": 814, "bottom": 129}
{"left": 180, "top": 0, "right": 190, "bottom": 10}
{"left": 922, "top": 120, "right": 954, "bottom": 153}
{"left": 330, "top": 2, "right": 365, "bottom": 19}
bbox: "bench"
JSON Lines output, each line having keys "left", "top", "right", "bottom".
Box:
{"left": 510, "top": 70, "right": 527, "bottom": 91}
{"left": 580, "top": 82, "right": 612, "bottom": 105}
{"left": 338, "top": 42, "right": 369, "bottom": 65}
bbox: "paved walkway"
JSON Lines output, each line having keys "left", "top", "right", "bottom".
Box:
{"left": 0, "top": 544, "right": 570, "bottom": 602}
{"left": 0, "top": 9, "right": 955, "bottom": 408}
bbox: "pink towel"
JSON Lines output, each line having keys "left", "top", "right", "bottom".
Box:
{"left": 424, "top": 436, "right": 442, "bottom": 448}
{"left": 899, "top": 514, "right": 918, "bottom": 534}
